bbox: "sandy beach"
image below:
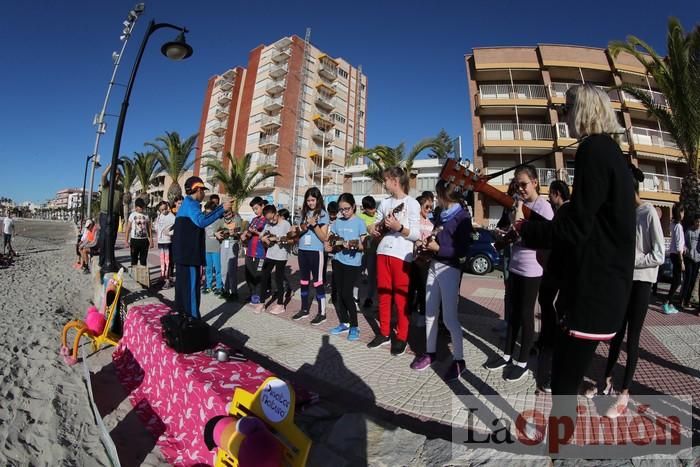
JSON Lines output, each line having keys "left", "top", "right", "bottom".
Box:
{"left": 0, "top": 219, "right": 165, "bottom": 466}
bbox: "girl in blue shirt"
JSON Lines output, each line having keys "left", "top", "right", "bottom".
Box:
{"left": 293, "top": 187, "right": 330, "bottom": 324}
{"left": 326, "top": 193, "right": 367, "bottom": 341}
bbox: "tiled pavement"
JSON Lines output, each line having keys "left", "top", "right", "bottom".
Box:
{"left": 115, "top": 236, "right": 700, "bottom": 442}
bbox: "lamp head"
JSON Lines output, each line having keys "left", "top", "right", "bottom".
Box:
{"left": 161, "top": 31, "right": 193, "bottom": 61}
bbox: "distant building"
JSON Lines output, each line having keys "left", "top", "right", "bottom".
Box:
{"left": 465, "top": 44, "right": 683, "bottom": 230}
{"left": 48, "top": 188, "right": 82, "bottom": 209}
{"left": 193, "top": 35, "right": 367, "bottom": 216}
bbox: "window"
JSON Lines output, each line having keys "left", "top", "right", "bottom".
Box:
{"left": 417, "top": 176, "right": 438, "bottom": 192}
{"left": 338, "top": 69, "right": 349, "bottom": 79}
{"left": 359, "top": 110, "right": 364, "bottom": 118}
{"left": 335, "top": 129, "right": 341, "bottom": 138}
{"left": 247, "top": 132, "right": 258, "bottom": 143}
{"left": 352, "top": 179, "right": 373, "bottom": 195}
{"left": 333, "top": 113, "right": 346, "bottom": 124}
{"left": 360, "top": 83, "right": 365, "bottom": 91}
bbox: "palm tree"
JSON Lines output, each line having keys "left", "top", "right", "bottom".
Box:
{"left": 609, "top": 18, "right": 700, "bottom": 218}
{"left": 347, "top": 137, "right": 442, "bottom": 184}
{"left": 132, "top": 151, "right": 160, "bottom": 204}
{"left": 119, "top": 156, "right": 136, "bottom": 222}
{"left": 428, "top": 129, "right": 455, "bottom": 159}
{"left": 203, "top": 152, "right": 279, "bottom": 210}
{"left": 146, "top": 131, "right": 198, "bottom": 203}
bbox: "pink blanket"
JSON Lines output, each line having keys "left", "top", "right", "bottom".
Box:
{"left": 113, "top": 303, "right": 273, "bottom": 466}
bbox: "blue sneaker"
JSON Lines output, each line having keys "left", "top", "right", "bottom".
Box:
{"left": 662, "top": 304, "right": 678, "bottom": 315}
{"left": 348, "top": 327, "right": 360, "bottom": 341}
{"left": 330, "top": 323, "right": 350, "bottom": 335}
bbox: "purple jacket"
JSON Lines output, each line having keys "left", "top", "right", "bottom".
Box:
{"left": 434, "top": 206, "right": 472, "bottom": 268}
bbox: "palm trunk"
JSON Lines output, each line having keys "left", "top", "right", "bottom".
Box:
{"left": 680, "top": 170, "right": 700, "bottom": 225}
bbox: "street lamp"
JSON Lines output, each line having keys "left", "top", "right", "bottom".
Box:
{"left": 80, "top": 153, "right": 99, "bottom": 228}
{"left": 101, "top": 20, "right": 193, "bottom": 275}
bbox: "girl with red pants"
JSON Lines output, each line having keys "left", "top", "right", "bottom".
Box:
{"left": 367, "top": 167, "right": 420, "bottom": 356}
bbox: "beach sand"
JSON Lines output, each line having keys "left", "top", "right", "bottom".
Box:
{"left": 0, "top": 219, "right": 166, "bottom": 466}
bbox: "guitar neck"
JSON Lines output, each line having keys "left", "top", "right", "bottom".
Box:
{"left": 475, "top": 182, "right": 533, "bottom": 219}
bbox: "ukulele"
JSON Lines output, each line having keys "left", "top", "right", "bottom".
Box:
{"left": 413, "top": 226, "right": 444, "bottom": 263}
{"left": 327, "top": 233, "right": 360, "bottom": 253}
{"left": 374, "top": 202, "right": 405, "bottom": 236}
{"left": 263, "top": 232, "right": 295, "bottom": 247}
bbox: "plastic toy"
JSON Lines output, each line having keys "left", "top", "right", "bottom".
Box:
{"left": 60, "top": 269, "right": 124, "bottom": 365}
{"left": 204, "top": 377, "right": 311, "bottom": 467}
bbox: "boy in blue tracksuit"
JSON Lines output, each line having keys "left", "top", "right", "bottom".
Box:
{"left": 172, "top": 176, "right": 231, "bottom": 319}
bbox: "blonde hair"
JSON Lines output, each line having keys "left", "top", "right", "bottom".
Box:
{"left": 566, "top": 84, "right": 624, "bottom": 143}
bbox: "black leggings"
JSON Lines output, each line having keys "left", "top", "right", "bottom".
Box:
{"left": 332, "top": 260, "right": 361, "bottom": 327}
{"left": 604, "top": 281, "right": 651, "bottom": 390}
{"left": 298, "top": 249, "right": 326, "bottom": 314}
{"left": 680, "top": 258, "right": 700, "bottom": 305}
{"left": 666, "top": 253, "right": 683, "bottom": 304}
{"left": 260, "top": 259, "right": 287, "bottom": 305}
{"left": 504, "top": 273, "right": 541, "bottom": 363}
{"left": 129, "top": 238, "right": 149, "bottom": 266}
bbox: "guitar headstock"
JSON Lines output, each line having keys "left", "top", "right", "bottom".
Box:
{"left": 392, "top": 202, "right": 405, "bottom": 214}
{"left": 439, "top": 158, "right": 481, "bottom": 196}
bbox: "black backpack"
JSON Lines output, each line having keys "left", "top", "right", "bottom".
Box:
{"left": 160, "top": 312, "right": 210, "bottom": 354}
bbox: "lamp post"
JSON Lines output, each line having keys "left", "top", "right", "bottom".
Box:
{"left": 80, "top": 153, "right": 100, "bottom": 228}
{"left": 101, "top": 20, "right": 193, "bottom": 275}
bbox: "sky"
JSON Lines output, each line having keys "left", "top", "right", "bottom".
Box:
{"left": 0, "top": 0, "right": 698, "bottom": 204}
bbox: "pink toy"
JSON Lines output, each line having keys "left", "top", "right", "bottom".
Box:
{"left": 84, "top": 306, "right": 106, "bottom": 335}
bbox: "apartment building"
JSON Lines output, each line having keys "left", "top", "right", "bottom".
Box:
{"left": 193, "top": 36, "right": 367, "bottom": 216}
{"left": 465, "top": 44, "right": 683, "bottom": 230}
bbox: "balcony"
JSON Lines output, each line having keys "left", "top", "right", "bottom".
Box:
{"left": 630, "top": 126, "right": 680, "bottom": 157}
{"left": 255, "top": 178, "right": 275, "bottom": 190}
{"left": 312, "top": 113, "right": 335, "bottom": 130}
{"left": 309, "top": 147, "right": 334, "bottom": 167}
{"left": 263, "top": 96, "right": 284, "bottom": 112}
{"left": 260, "top": 114, "right": 281, "bottom": 130}
{"left": 549, "top": 82, "right": 580, "bottom": 102}
{"left": 211, "top": 122, "right": 227, "bottom": 136}
{"left": 318, "top": 61, "right": 338, "bottom": 81}
{"left": 214, "top": 107, "right": 229, "bottom": 120}
{"left": 259, "top": 134, "right": 280, "bottom": 152}
{"left": 260, "top": 153, "right": 278, "bottom": 167}
{"left": 480, "top": 122, "right": 554, "bottom": 153}
{"left": 270, "top": 63, "right": 288, "bottom": 79}
{"left": 222, "top": 69, "right": 235, "bottom": 80}
{"left": 316, "top": 82, "right": 336, "bottom": 95}
{"left": 641, "top": 172, "right": 682, "bottom": 194}
{"left": 548, "top": 82, "right": 620, "bottom": 105}
{"left": 477, "top": 84, "right": 548, "bottom": 108}
{"left": 311, "top": 129, "right": 335, "bottom": 144}
{"left": 210, "top": 136, "right": 225, "bottom": 151}
{"left": 266, "top": 78, "right": 286, "bottom": 95}
{"left": 217, "top": 91, "right": 232, "bottom": 106}
{"left": 217, "top": 79, "right": 233, "bottom": 92}
{"left": 271, "top": 46, "right": 291, "bottom": 64}
{"left": 622, "top": 88, "right": 670, "bottom": 110}
{"left": 315, "top": 94, "right": 336, "bottom": 111}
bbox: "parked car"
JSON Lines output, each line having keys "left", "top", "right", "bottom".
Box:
{"left": 463, "top": 228, "right": 502, "bottom": 275}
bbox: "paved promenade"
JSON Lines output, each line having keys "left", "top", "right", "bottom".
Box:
{"left": 114, "top": 235, "right": 699, "bottom": 458}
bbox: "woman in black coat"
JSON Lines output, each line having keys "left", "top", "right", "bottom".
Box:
{"left": 514, "top": 84, "right": 636, "bottom": 438}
